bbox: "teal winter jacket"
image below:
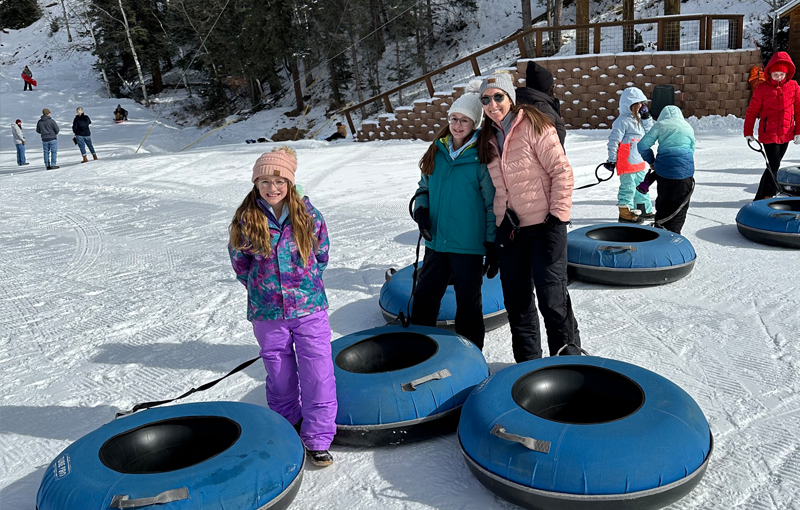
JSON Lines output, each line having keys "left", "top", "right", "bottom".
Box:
{"left": 638, "top": 105, "right": 696, "bottom": 180}
{"left": 414, "top": 134, "right": 496, "bottom": 255}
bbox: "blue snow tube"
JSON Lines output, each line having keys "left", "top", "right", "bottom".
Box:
{"left": 36, "top": 402, "right": 304, "bottom": 510}
{"left": 567, "top": 223, "right": 696, "bottom": 286}
{"left": 458, "top": 356, "right": 712, "bottom": 510}
{"left": 736, "top": 197, "right": 800, "bottom": 249}
{"left": 777, "top": 166, "right": 800, "bottom": 196}
{"left": 379, "top": 263, "right": 507, "bottom": 330}
{"left": 333, "top": 324, "right": 489, "bottom": 446}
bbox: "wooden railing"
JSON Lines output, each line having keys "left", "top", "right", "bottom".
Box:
{"left": 341, "top": 14, "right": 744, "bottom": 134}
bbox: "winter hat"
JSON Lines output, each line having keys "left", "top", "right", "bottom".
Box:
{"left": 480, "top": 72, "right": 516, "bottom": 105}
{"left": 771, "top": 63, "right": 789, "bottom": 74}
{"left": 449, "top": 79, "right": 484, "bottom": 125}
{"left": 252, "top": 146, "right": 297, "bottom": 184}
{"left": 525, "top": 62, "right": 554, "bottom": 93}
{"left": 42, "top": 108, "right": 51, "bottom": 115}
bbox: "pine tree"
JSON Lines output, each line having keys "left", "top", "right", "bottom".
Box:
{"left": 0, "top": 0, "right": 42, "bottom": 31}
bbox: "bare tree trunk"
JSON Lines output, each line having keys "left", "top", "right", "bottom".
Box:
{"left": 327, "top": 57, "right": 342, "bottom": 106}
{"left": 623, "top": 0, "right": 635, "bottom": 52}
{"left": 664, "top": 0, "right": 680, "bottom": 51}
{"left": 178, "top": 0, "right": 218, "bottom": 76}
{"left": 425, "top": 0, "right": 434, "bottom": 49}
{"left": 117, "top": 0, "right": 148, "bottom": 104}
{"left": 288, "top": 56, "right": 305, "bottom": 112}
{"left": 552, "top": 0, "right": 563, "bottom": 52}
{"left": 414, "top": 7, "right": 427, "bottom": 74}
{"left": 85, "top": 20, "right": 111, "bottom": 96}
{"left": 521, "top": 0, "right": 535, "bottom": 57}
{"left": 59, "top": 0, "right": 72, "bottom": 42}
{"left": 349, "top": 30, "right": 366, "bottom": 117}
{"left": 396, "top": 39, "right": 403, "bottom": 104}
{"left": 576, "top": 0, "right": 589, "bottom": 54}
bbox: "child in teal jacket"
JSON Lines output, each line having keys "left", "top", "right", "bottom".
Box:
{"left": 411, "top": 91, "right": 496, "bottom": 349}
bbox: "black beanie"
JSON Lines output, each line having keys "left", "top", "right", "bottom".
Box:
{"left": 525, "top": 62, "right": 554, "bottom": 93}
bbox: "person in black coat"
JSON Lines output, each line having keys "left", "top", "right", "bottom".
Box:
{"left": 72, "top": 107, "right": 97, "bottom": 162}
{"left": 515, "top": 61, "right": 566, "bottom": 150}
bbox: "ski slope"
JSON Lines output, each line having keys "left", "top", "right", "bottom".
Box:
{"left": 2, "top": 6, "right": 800, "bottom": 510}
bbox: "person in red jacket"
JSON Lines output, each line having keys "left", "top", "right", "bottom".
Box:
{"left": 744, "top": 51, "right": 800, "bottom": 200}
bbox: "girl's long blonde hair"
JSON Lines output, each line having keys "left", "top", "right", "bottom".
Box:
{"left": 228, "top": 184, "right": 317, "bottom": 265}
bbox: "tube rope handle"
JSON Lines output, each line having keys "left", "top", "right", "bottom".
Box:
{"left": 770, "top": 212, "right": 800, "bottom": 220}
{"left": 490, "top": 424, "right": 551, "bottom": 453}
{"left": 402, "top": 369, "right": 451, "bottom": 392}
{"left": 598, "top": 245, "right": 638, "bottom": 252}
{"left": 110, "top": 488, "right": 189, "bottom": 508}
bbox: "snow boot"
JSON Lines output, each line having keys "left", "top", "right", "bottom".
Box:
{"left": 82, "top": 155, "right": 88, "bottom": 163}
{"left": 618, "top": 206, "right": 643, "bottom": 223}
{"left": 307, "top": 450, "right": 334, "bottom": 467}
{"left": 92, "top": 154, "right": 98, "bottom": 160}
{"left": 636, "top": 203, "right": 655, "bottom": 221}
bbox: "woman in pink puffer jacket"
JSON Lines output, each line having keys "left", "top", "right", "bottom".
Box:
{"left": 476, "top": 72, "right": 581, "bottom": 362}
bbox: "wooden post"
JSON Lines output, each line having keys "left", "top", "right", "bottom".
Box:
{"left": 383, "top": 95, "right": 393, "bottom": 113}
{"left": 517, "top": 35, "right": 528, "bottom": 59}
{"left": 536, "top": 30, "right": 543, "bottom": 57}
{"left": 657, "top": 20, "right": 664, "bottom": 51}
{"left": 470, "top": 57, "right": 481, "bottom": 76}
{"left": 622, "top": 0, "right": 635, "bottom": 52}
{"left": 594, "top": 25, "right": 601, "bottom": 54}
{"left": 705, "top": 17, "right": 713, "bottom": 50}
{"left": 345, "top": 111, "right": 356, "bottom": 137}
{"left": 699, "top": 16, "right": 706, "bottom": 50}
{"left": 576, "top": 0, "right": 589, "bottom": 55}
{"left": 425, "top": 76, "right": 434, "bottom": 95}
{"left": 664, "top": 0, "right": 681, "bottom": 51}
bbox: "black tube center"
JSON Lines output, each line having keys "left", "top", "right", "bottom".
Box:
{"left": 99, "top": 416, "right": 241, "bottom": 473}
{"left": 586, "top": 226, "right": 660, "bottom": 243}
{"left": 769, "top": 200, "right": 800, "bottom": 212}
{"left": 336, "top": 332, "right": 438, "bottom": 373}
{"left": 512, "top": 366, "right": 644, "bottom": 424}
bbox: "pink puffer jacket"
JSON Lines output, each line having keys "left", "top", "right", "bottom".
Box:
{"left": 487, "top": 112, "right": 574, "bottom": 227}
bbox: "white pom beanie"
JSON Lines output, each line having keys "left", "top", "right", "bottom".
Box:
{"left": 448, "top": 94, "right": 483, "bottom": 126}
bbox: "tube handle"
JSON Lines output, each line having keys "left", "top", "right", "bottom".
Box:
{"left": 491, "top": 424, "right": 551, "bottom": 454}
{"left": 598, "top": 245, "right": 637, "bottom": 252}
{"left": 110, "top": 488, "right": 189, "bottom": 508}
{"left": 402, "top": 369, "right": 451, "bottom": 392}
{"left": 770, "top": 212, "right": 800, "bottom": 220}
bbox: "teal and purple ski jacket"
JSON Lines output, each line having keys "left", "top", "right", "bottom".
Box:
{"left": 229, "top": 197, "right": 329, "bottom": 321}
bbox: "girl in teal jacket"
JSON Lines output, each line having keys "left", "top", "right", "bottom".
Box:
{"left": 411, "top": 90, "right": 496, "bottom": 349}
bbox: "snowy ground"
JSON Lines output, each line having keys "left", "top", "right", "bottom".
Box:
{"left": 4, "top": 3, "right": 800, "bottom": 510}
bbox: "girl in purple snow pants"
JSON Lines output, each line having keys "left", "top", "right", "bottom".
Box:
{"left": 229, "top": 146, "right": 337, "bottom": 467}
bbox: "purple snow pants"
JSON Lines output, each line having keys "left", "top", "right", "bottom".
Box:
{"left": 252, "top": 310, "right": 337, "bottom": 451}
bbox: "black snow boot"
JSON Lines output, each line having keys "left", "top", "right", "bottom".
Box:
{"left": 636, "top": 203, "right": 656, "bottom": 221}
{"left": 307, "top": 450, "right": 334, "bottom": 467}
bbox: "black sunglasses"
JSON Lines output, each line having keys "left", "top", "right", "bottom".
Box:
{"left": 480, "top": 93, "right": 507, "bottom": 105}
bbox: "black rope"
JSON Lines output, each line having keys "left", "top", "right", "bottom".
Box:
{"left": 575, "top": 163, "right": 615, "bottom": 190}
{"left": 748, "top": 138, "right": 787, "bottom": 195}
{"left": 652, "top": 177, "right": 695, "bottom": 229}
{"left": 115, "top": 356, "right": 261, "bottom": 418}
{"left": 395, "top": 190, "right": 430, "bottom": 328}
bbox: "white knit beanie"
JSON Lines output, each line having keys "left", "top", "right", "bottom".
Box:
{"left": 479, "top": 72, "right": 517, "bottom": 105}
{"left": 448, "top": 94, "right": 483, "bottom": 126}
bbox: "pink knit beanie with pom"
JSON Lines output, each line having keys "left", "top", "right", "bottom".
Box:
{"left": 252, "top": 146, "right": 297, "bottom": 184}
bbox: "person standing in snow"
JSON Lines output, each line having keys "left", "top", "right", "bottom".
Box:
{"left": 12, "top": 119, "right": 29, "bottom": 166}
{"left": 637, "top": 105, "right": 696, "bottom": 234}
{"left": 515, "top": 61, "right": 566, "bottom": 150}
{"left": 36, "top": 108, "right": 59, "bottom": 170}
{"left": 744, "top": 51, "right": 800, "bottom": 200}
{"left": 410, "top": 89, "right": 497, "bottom": 350}
{"left": 228, "top": 147, "right": 336, "bottom": 468}
{"left": 476, "top": 71, "right": 581, "bottom": 362}
{"left": 72, "top": 107, "right": 98, "bottom": 163}
{"left": 22, "top": 66, "right": 34, "bottom": 91}
{"left": 604, "top": 87, "right": 655, "bottom": 223}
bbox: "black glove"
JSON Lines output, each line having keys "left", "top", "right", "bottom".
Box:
{"left": 483, "top": 242, "right": 499, "bottom": 279}
{"left": 414, "top": 207, "right": 432, "bottom": 242}
{"left": 640, "top": 104, "right": 651, "bottom": 120}
{"left": 544, "top": 213, "right": 568, "bottom": 228}
{"left": 494, "top": 209, "right": 520, "bottom": 251}
{"left": 603, "top": 161, "right": 616, "bottom": 172}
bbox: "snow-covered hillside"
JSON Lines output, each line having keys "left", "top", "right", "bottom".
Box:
{"left": 3, "top": 1, "right": 800, "bottom": 510}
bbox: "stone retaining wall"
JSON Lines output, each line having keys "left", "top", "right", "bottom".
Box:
{"left": 355, "top": 49, "right": 760, "bottom": 141}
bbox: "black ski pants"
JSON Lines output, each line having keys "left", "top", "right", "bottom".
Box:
{"left": 756, "top": 142, "right": 789, "bottom": 200}
{"left": 411, "top": 249, "right": 485, "bottom": 350}
{"left": 496, "top": 223, "right": 580, "bottom": 362}
{"left": 654, "top": 175, "right": 694, "bottom": 234}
